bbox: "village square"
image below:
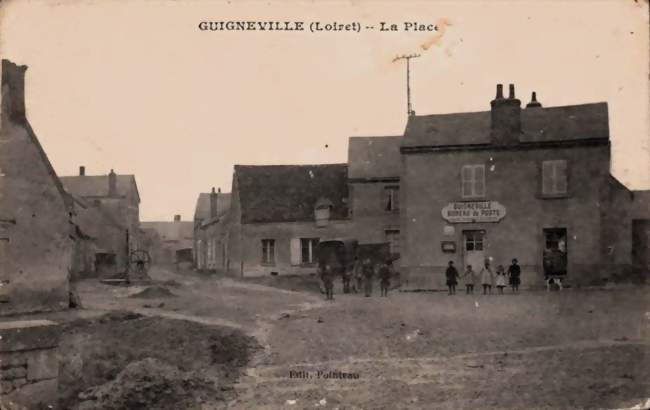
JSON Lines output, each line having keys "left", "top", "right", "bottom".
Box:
{"left": 1, "top": 2, "right": 650, "bottom": 409}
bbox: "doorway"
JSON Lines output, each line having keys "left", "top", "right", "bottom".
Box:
{"left": 463, "top": 230, "right": 485, "bottom": 271}
{"left": 543, "top": 228, "right": 567, "bottom": 276}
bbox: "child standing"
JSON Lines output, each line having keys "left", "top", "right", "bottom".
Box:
{"left": 445, "top": 261, "right": 459, "bottom": 295}
{"left": 495, "top": 264, "right": 507, "bottom": 294}
{"left": 462, "top": 265, "right": 476, "bottom": 294}
{"left": 320, "top": 264, "right": 334, "bottom": 301}
{"left": 480, "top": 260, "right": 494, "bottom": 295}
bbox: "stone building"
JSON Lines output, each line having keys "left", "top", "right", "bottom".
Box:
{"left": 0, "top": 59, "right": 72, "bottom": 314}
{"left": 141, "top": 215, "right": 194, "bottom": 266}
{"left": 193, "top": 188, "right": 231, "bottom": 271}
{"left": 69, "top": 194, "right": 126, "bottom": 277}
{"left": 225, "top": 164, "right": 352, "bottom": 276}
{"left": 398, "top": 84, "right": 641, "bottom": 289}
{"left": 60, "top": 166, "right": 141, "bottom": 273}
{"left": 347, "top": 136, "right": 402, "bottom": 257}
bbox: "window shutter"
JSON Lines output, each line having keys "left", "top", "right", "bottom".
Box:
{"left": 475, "top": 165, "right": 485, "bottom": 197}
{"left": 290, "top": 238, "right": 301, "bottom": 265}
{"left": 461, "top": 166, "right": 472, "bottom": 197}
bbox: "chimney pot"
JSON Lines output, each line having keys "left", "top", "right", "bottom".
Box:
{"left": 495, "top": 84, "right": 504, "bottom": 99}
{"left": 508, "top": 84, "right": 515, "bottom": 99}
{"left": 526, "top": 91, "right": 542, "bottom": 108}
{"left": 108, "top": 169, "right": 117, "bottom": 197}
{"left": 210, "top": 188, "right": 218, "bottom": 219}
{"left": 79, "top": 166, "right": 85, "bottom": 176}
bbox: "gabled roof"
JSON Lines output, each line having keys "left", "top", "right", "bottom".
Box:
{"left": 234, "top": 164, "right": 349, "bottom": 224}
{"left": 402, "top": 102, "right": 609, "bottom": 148}
{"left": 141, "top": 221, "right": 193, "bottom": 241}
{"left": 1, "top": 59, "right": 72, "bottom": 211}
{"left": 71, "top": 194, "right": 125, "bottom": 241}
{"left": 193, "top": 192, "right": 232, "bottom": 221}
{"left": 60, "top": 174, "right": 140, "bottom": 203}
{"left": 348, "top": 136, "right": 401, "bottom": 180}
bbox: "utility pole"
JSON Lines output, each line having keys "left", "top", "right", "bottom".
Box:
{"left": 392, "top": 53, "right": 420, "bottom": 116}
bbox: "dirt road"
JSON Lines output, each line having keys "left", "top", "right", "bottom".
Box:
{"left": 76, "top": 267, "right": 650, "bottom": 410}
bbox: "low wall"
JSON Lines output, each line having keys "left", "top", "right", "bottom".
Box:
{"left": 0, "top": 320, "right": 60, "bottom": 409}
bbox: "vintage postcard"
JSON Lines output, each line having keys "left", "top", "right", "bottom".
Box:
{"left": 1, "top": 1, "right": 649, "bottom": 409}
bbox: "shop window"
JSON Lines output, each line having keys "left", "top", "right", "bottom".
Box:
{"left": 461, "top": 165, "right": 485, "bottom": 198}
{"left": 261, "top": 239, "right": 275, "bottom": 265}
{"left": 384, "top": 186, "right": 400, "bottom": 212}
{"left": 385, "top": 229, "right": 400, "bottom": 255}
{"left": 542, "top": 160, "right": 568, "bottom": 197}
{"left": 301, "top": 238, "right": 319, "bottom": 264}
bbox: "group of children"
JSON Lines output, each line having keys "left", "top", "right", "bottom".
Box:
{"left": 445, "top": 258, "right": 522, "bottom": 295}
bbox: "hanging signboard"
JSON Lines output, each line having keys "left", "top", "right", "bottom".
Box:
{"left": 441, "top": 201, "right": 506, "bottom": 223}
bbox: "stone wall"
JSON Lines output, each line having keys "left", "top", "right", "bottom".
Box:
{"left": 0, "top": 59, "right": 72, "bottom": 315}
{"left": 0, "top": 320, "right": 60, "bottom": 409}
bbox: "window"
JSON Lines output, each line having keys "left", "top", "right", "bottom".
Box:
{"left": 542, "top": 160, "right": 568, "bottom": 196}
{"left": 300, "top": 238, "right": 319, "bottom": 264}
{"left": 261, "top": 239, "right": 275, "bottom": 265}
{"left": 384, "top": 186, "right": 400, "bottom": 212}
{"left": 385, "top": 229, "right": 400, "bottom": 255}
{"left": 461, "top": 165, "right": 486, "bottom": 198}
{"left": 464, "top": 231, "right": 484, "bottom": 251}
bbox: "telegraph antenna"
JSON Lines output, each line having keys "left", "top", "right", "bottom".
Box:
{"left": 392, "top": 53, "right": 421, "bottom": 116}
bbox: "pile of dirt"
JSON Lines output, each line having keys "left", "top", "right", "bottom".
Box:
{"left": 241, "top": 274, "right": 323, "bottom": 294}
{"left": 129, "top": 285, "right": 176, "bottom": 298}
{"left": 160, "top": 279, "right": 183, "bottom": 288}
{"left": 58, "top": 311, "right": 258, "bottom": 409}
{"left": 75, "top": 358, "right": 219, "bottom": 410}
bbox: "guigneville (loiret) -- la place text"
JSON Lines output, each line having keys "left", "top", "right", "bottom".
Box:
{"left": 197, "top": 20, "right": 440, "bottom": 33}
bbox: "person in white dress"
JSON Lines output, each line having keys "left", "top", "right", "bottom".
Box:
{"left": 495, "top": 264, "right": 507, "bottom": 294}
{"left": 480, "top": 260, "right": 494, "bottom": 295}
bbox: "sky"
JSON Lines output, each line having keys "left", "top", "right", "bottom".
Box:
{"left": 1, "top": 0, "right": 648, "bottom": 221}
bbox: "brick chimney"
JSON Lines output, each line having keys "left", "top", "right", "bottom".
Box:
{"left": 108, "top": 169, "right": 117, "bottom": 197}
{"left": 174, "top": 215, "right": 181, "bottom": 222}
{"left": 490, "top": 83, "right": 521, "bottom": 145}
{"left": 210, "top": 187, "right": 218, "bottom": 219}
{"left": 1, "top": 60, "right": 27, "bottom": 122}
{"left": 79, "top": 166, "right": 86, "bottom": 176}
{"left": 526, "top": 91, "right": 542, "bottom": 108}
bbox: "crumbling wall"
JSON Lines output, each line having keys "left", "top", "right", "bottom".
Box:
{"left": 0, "top": 59, "right": 71, "bottom": 315}
{"left": 0, "top": 320, "right": 60, "bottom": 409}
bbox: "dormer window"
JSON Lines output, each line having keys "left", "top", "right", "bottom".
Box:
{"left": 314, "top": 197, "right": 333, "bottom": 227}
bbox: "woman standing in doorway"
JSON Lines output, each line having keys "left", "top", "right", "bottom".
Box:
{"left": 480, "top": 260, "right": 494, "bottom": 295}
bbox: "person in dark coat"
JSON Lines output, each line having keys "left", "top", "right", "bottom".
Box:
{"left": 508, "top": 258, "right": 521, "bottom": 293}
{"left": 342, "top": 267, "right": 351, "bottom": 294}
{"left": 378, "top": 260, "right": 392, "bottom": 297}
{"left": 445, "top": 261, "right": 459, "bottom": 295}
{"left": 320, "top": 264, "right": 335, "bottom": 301}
